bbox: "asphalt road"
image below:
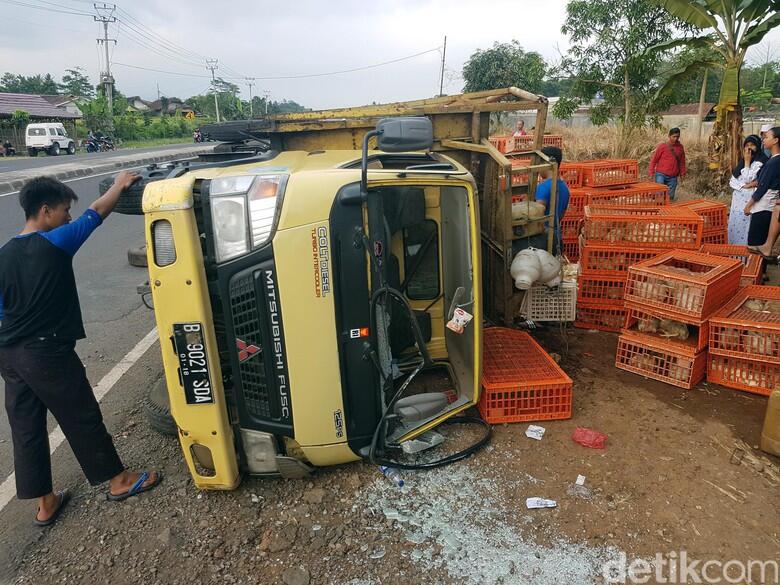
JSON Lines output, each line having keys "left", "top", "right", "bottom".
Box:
{"left": 0, "top": 172, "right": 161, "bottom": 569}
{"left": 0, "top": 142, "right": 203, "bottom": 174}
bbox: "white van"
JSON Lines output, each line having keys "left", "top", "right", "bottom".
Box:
{"left": 25, "top": 123, "right": 76, "bottom": 156}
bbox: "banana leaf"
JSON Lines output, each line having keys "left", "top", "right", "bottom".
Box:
{"left": 738, "top": 0, "right": 772, "bottom": 22}
{"left": 741, "top": 12, "right": 780, "bottom": 47}
{"left": 650, "top": 0, "right": 719, "bottom": 28}
{"left": 644, "top": 36, "right": 714, "bottom": 56}
{"left": 718, "top": 64, "right": 740, "bottom": 105}
{"left": 654, "top": 60, "right": 722, "bottom": 100}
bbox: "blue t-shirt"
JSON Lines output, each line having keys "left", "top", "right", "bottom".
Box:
{"left": 535, "top": 178, "right": 570, "bottom": 237}
{"left": 0, "top": 209, "right": 102, "bottom": 341}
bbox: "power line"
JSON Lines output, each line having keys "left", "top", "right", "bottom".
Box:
{"left": 0, "top": 0, "right": 92, "bottom": 15}
{"left": 112, "top": 46, "right": 442, "bottom": 82}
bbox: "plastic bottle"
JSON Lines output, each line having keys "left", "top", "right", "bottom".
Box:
{"left": 760, "top": 388, "right": 780, "bottom": 456}
{"left": 379, "top": 466, "right": 405, "bottom": 488}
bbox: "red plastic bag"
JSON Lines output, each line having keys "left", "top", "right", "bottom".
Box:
{"left": 572, "top": 427, "right": 608, "bottom": 449}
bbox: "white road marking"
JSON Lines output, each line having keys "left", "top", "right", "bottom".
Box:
{"left": 0, "top": 166, "right": 148, "bottom": 199}
{"left": 0, "top": 327, "right": 159, "bottom": 513}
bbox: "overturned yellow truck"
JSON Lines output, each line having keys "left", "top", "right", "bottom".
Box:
{"left": 126, "top": 89, "right": 557, "bottom": 489}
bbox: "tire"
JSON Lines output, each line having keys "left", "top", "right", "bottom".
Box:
{"left": 49, "top": 143, "right": 60, "bottom": 156}
{"left": 143, "top": 377, "right": 177, "bottom": 436}
{"left": 98, "top": 167, "right": 172, "bottom": 215}
{"left": 28, "top": 148, "right": 37, "bottom": 157}
{"left": 127, "top": 244, "right": 148, "bottom": 267}
{"left": 67, "top": 142, "right": 76, "bottom": 155}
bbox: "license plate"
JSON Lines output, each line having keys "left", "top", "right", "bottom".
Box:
{"left": 173, "top": 323, "right": 214, "bottom": 404}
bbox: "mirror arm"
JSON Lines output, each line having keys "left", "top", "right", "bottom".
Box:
{"left": 361, "top": 129, "right": 381, "bottom": 201}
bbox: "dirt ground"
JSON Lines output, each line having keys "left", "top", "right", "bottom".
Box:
{"left": 8, "top": 323, "right": 779, "bottom": 585}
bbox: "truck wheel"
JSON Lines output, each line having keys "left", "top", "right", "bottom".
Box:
{"left": 67, "top": 142, "right": 76, "bottom": 155}
{"left": 28, "top": 148, "right": 37, "bottom": 157}
{"left": 49, "top": 143, "right": 60, "bottom": 156}
{"left": 143, "top": 377, "right": 177, "bottom": 436}
{"left": 98, "top": 166, "right": 170, "bottom": 215}
{"left": 127, "top": 244, "right": 148, "bottom": 267}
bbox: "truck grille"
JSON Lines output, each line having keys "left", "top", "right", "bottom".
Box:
{"left": 229, "top": 272, "right": 271, "bottom": 418}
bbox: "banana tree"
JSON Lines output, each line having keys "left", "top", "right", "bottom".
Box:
{"left": 650, "top": 0, "right": 780, "bottom": 182}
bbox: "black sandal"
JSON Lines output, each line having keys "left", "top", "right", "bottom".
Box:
{"left": 33, "top": 490, "right": 69, "bottom": 527}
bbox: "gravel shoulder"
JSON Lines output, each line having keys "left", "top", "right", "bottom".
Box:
{"left": 6, "top": 327, "right": 778, "bottom": 585}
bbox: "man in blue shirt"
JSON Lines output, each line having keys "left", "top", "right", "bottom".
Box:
{"left": 0, "top": 171, "right": 163, "bottom": 527}
{"left": 535, "top": 146, "right": 571, "bottom": 243}
{"left": 514, "top": 146, "right": 571, "bottom": 254}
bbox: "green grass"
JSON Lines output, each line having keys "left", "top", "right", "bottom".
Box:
{"left": 120, "top": 137, "right": 193, "bottom": 149}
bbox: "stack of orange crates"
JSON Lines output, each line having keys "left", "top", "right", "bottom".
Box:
{"left": 699, "top": 244, "right": 764, "bottom": 287}
{"left": 616, "top": 250, "right": 742, "bottom": 389}
{"left": 488, "top": 134, "right": 565, "bottom": 154}
{"left": 708, "top": 285, "right": 780, "bottom": 396}
{"left": 674, "top": 199, "right": 729, "bottom": 244}
{"left": 574, "top": 204, "right": 704, "bottom": 332}
{"left": 478, "top": 327, "right": 572, "bottom": 424}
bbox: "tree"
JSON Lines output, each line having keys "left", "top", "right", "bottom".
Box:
{"left": 0, "top": 72, "right": 59, "bottom": 94}
{"left": 10, "top": 110, "right": 30, "bottom": 128}
{"left": 650, "top": 0, "right": 780, "bottom": 182}
{"left": 59, "top": 67, "right": 94, "bottom": 98}
{"left": 462, "top": 41, "right": 546, "bottom": 94}
{"left": 553, "top": 0, "right": 684, "bottom": 148}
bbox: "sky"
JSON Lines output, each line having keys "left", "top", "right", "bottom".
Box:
{"left": 0, "top": 0, "right": 778, "bottom": 110}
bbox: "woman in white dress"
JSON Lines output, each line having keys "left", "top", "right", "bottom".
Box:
{"left": 729, "top": 135, "right": 767, "bottom": 244}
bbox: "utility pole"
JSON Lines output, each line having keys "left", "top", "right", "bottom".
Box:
{"left": 157, "top": 82, "right": 161, "bottom": 101}
{"left": 438, "top": 36, "right": 447, "bottom": 97}
{"left": 245, "top": 77, "right": 256, "bottom": 118}
{"left": 263, "top": 90, "right": 270, "bottom": 116}
{"left": 206, "top": 58, "right": 220, "bottom": 123}
{"left": 94, "top": 3, "right": 116, "bottom": 132}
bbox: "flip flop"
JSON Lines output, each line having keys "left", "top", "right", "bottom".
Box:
{"left": 33, "top": 490, "right": 69, "bottom": 527}
{"left": 106, "top": 471, "right": 163, "bottom": 502}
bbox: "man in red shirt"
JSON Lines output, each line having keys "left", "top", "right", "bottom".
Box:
{"left": 648, "top": 127, "right": 686, "bottom": 200}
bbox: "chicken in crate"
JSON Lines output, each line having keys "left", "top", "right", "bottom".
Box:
{"left": 509, "top": 247, "right": 579, "bottom": 323}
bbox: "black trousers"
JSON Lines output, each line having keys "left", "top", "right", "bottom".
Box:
{"left": 0, "top": 339, "right": 124, "bottom": 499}
{"left": 748, "top": 210, "right": 772, "bottom": 246}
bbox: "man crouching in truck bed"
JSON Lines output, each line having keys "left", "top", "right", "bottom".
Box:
{"left": 0, "top": 172, "right": 163, "bottom": 527}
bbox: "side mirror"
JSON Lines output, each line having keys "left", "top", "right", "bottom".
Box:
{"left": 375, "top": 117, "right": 433, "bottom": 152}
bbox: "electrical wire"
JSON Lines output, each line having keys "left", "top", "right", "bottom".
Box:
{"left": 113, "top": 46, "right": 442, "bottom": 82}
{"left": 0, "top": 0, "right": 92, "bottom": 15}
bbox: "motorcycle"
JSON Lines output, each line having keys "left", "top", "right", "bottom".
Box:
{"left": 85, "top": 136, "right": 101, "bottom": 153}
{"left": 0, "top": 141, "right": 16, "bottom": 156}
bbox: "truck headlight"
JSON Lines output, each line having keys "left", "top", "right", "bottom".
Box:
{"left": 210, "top": 174, "right": 285, "bottom": 263}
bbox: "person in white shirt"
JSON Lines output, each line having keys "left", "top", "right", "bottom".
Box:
{"left": 728, "top": 135, "right": 767, "bottom": 244}
{"left": 513, "top": 120, "right": 527, "bottom": 137}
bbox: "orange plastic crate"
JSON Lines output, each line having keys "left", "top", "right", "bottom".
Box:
{"left": 709, "top": 285, "right": 780, "bottom": 364}
{"left": 560, "top": 215, "right": 583, "bottom": 240}
{"left": 488, "top": 135, "right": 512, "bottom": 153}
{"left": 624, "top": 250, "right": 742, "bottom": 320}
{"left": 561, "top": 237, "right": 580, "bottom": 262}
{"left": 623, "top": 306, "right": 709, "bottom": 354}
{"left": 616, "top": 332, "right": 707, "bottom": 390}
{"left": 510, "top": 134, "right": 564, "bottom": 152}
{"left": 578, "top": 274, "right": 626, "bottom": 306}
{"left": 579, "top": 159, "right": 639, "bottom": 187}
{"left": 479, "top": 328, "right": 572, "bottom": 424}
{"left": 700, "top": 244, "right": 763, "bottom": 286}
{"left": 583, "top": 205, "right": 703, "bottom": 249}
{"left": 579, "top": 245, "right": 661, "bottom": 276}
{"left": 574, "top": 303, "right": 627, "bottom": 332}
{"left": 701, "top": 231, "right": 727, "bottom": 245}
{"left": 707, "top": 354, "right": 777, "bottom": 396}
{"left": 585, "top": 182, "right": 669, "bottom": 207}
{"left": 674, "top": 199, "right": 728, "bottom": 234}
{"left": 568, "top": 187, "right": 590, "bottom": 215}
{"left": 559, "top": 162, "right": 583, "bottom": 189}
